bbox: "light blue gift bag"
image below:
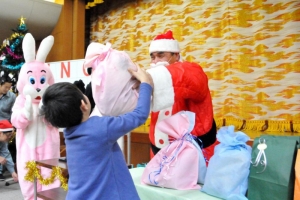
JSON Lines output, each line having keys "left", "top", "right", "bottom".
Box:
{"left": 202, "top": 126, "right": 252, "bottom": 200}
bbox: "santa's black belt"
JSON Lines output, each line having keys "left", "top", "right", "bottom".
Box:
{"left": 151, "top": 119, "right": 217, "bottom": 155}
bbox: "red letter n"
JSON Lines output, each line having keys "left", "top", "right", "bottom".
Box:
{"left": 61, "top": 62, "right": 70, "bottom": 78}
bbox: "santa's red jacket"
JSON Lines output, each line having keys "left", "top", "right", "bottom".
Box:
{"left": 147, "top": 61, "right": 218, "bottom": 163}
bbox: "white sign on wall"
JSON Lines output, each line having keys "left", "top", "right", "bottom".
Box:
{"left": 48, "top": 59, "right": 91, "bottom": 86}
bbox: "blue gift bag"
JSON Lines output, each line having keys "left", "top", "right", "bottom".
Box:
{"left": 202, "top": 126, "right": 252, "bottom": 200}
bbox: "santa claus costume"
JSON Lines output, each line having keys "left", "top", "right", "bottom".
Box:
{"left": 146, "top": 30, "right": 218, "bottom": 163}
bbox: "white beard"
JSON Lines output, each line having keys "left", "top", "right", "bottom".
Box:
{"left": 150, "top": 61, "right": 169, "bottom": 68}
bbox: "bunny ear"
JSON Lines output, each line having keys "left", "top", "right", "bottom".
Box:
{"left": 36, "top": 35, "right": 54, "bottom": 62}
{"left": 22, "top": 33, "right": 36, "bottom": 63}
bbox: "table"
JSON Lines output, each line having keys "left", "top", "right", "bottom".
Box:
{"left": 36, "top": 187, "right": 67, "bottom": 200}
{"left": 129, "top": 167, "right": 221, "bottom": 200}
{"left": 34, "top": 158, "right": 67, "bottom": 200}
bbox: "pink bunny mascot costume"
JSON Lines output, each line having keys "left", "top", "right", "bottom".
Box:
{"left": 11, "top": 33, "right": 60, "bottom": 200}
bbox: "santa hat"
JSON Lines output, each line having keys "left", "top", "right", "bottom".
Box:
{"left": 149, "top": 30, "right": 180, "bottom": 54}
{"left": 0, "top": 120, "right": 13, "bottom": 132}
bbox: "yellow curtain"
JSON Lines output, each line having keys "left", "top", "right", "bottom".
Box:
{"left": 89, "top": 0, "right": 300, "bottom": 132}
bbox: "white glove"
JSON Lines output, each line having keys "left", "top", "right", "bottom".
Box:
{"left": 23, "top": 95, "right": 33, "bottom": 121}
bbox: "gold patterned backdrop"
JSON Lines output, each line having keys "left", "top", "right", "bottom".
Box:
{"left": 88, "top": 0, "right": 300, "bottom": 133}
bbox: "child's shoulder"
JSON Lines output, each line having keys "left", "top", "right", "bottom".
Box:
{"left": 87, "top": 115, "right": 111, "bottom": 123}
{"left": 88, "top": 115, "right": 104, "bottom": 120}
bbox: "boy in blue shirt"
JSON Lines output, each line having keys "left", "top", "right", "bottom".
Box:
{"left": 40, "top": 67, "right": 152, "bottom": 200}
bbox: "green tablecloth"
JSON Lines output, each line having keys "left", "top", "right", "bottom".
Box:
{"left": 129, "top": 167, "right": 221, "bottom": 200}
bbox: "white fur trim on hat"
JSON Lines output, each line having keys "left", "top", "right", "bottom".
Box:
{"left": 149, "top": 39, "right": 180, "bottom": 54}
{"left": 0, "top": 127, "right": 13, "bottom": 132}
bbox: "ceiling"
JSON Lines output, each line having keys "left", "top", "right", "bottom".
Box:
{"left": 0, "top": 0, "right": 62, "bottom": 44}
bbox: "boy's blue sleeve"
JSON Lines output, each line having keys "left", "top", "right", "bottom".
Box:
{"left": 107, "top": 83, "right": 152, "bottom": 142}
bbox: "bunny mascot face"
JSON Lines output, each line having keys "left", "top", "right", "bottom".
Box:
{"left": 11, "top": 33, "right": 60, "bottom": 200}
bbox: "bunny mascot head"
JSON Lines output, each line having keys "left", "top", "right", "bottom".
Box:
{"left": 11, "top": 33, "right": 60, "bottom": 200}
{"left": 17, "top": 33, "right": 54, "bottom": 104}
{"left": 84, "top": 42, "right": 139, "bottom": 116}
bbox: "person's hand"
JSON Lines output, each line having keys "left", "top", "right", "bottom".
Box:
{"left": 128, "top": 66, "right": 153, "bottom": 88}
{"left": 0, "top": 156, "right": 7, "bottom": 165}
{"left": 132, "top": 80, "right": 141, "bottom": 90}
{"left": 11, "top": 172, "right": 18, "bottom": 182}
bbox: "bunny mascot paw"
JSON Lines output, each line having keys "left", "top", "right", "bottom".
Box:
{"left": 23, "top": 95, "right": 33, "bottom": 121}
{"left": 11, "top": 33, "right": 60, "bottom": 200}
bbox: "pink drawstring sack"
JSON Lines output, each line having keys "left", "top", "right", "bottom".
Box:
{"left": 141, "top": 111, "right": 202, "bottom": 190}
{"left": 84, "top": 42, "right": 139, "bottom": 116}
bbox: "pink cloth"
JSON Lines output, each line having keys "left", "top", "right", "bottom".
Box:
{"left": 141, "top": 111, "right": 201, "bottom": 190}
{"left": 84, "top": 42, "right": 139, "bottom": 116}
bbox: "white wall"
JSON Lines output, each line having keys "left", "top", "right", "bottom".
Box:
{"left": 48, "top": 59, "right": 91, "bottom": 86}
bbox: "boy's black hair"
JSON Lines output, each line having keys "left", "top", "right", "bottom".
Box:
{"left": 40, "top": 82, "right": 87, "bottom": 128}
{"left": 73, "top": 79, "right": 85, "bottom": 93}
{"left": 0, "top": 76, "right": 13, "bottom": 86}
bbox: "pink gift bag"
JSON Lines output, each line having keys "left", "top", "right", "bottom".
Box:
{"left": 141, "top": 111, "right": 202, "bottom": 190}
{"left": 84, "top": 42, "right": 139, "bottom": 116}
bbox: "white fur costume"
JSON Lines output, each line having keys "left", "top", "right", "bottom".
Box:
{"left": 11, "top": 33, "right": 60, "bottom": 200}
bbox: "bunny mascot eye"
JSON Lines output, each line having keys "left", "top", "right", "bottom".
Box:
{"left": 10, "top": 33, "right": 60, "bottom": 200}
{"left": 28, "top": 76, "right": 35, "bottom": 84}
{"left": 40, "top": 76, "right": 46, "bottom": 84}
